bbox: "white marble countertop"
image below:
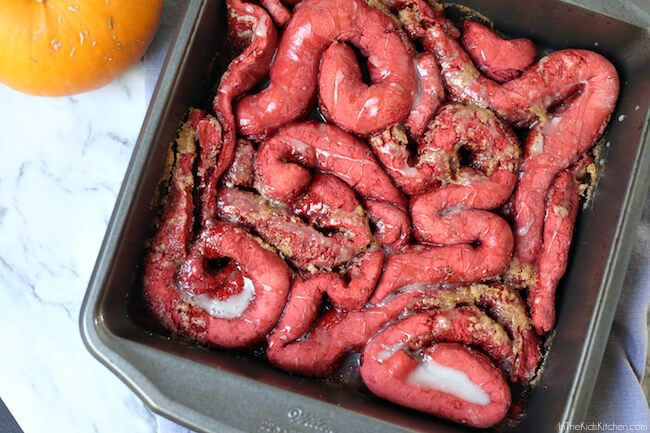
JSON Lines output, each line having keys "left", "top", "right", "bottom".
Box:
{"left": 0, "top": 64, "right": 161, "bottom": 433}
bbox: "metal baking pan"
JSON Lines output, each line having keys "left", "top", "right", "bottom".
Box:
{"left": 80, "top": 0, "right": 650, "bottom": 432}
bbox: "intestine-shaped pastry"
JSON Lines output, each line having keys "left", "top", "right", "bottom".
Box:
{"left": 143, "top": 0, "right": 619, "bottom": 427}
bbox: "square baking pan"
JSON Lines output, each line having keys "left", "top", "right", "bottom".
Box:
{"left": 80, "top": 1, "right": 650, "bottom": 432}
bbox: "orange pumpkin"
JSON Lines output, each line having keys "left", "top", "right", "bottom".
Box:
{"left": 0, "top": 0, "right": 163, "bottom": 96}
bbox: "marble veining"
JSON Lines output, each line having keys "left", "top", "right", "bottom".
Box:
{"left": 0, "top": 62, "right": 159, "bottom": 433}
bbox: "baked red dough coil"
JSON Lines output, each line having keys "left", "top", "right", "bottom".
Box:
{"left": 143, "top": 116, "right": 290, "bottom": 348}
{"left": 143, "top": 0, "right": 619, "bottom": 427}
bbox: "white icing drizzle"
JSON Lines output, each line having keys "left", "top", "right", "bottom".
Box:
{"left": 192, "top": 276, "right": 256, "bottom": 319}
{"left": 333, "top": 70, "right": 344, "bottom": 107}
{"left": 254, "top": 17, "right": 267, "bottom": 37}
{"left": 360, "top": 97, "right": 380, "bottom": 119}
{"left": 376, "top": 342, "right": 407, "bottom": 362}
{"left": 284, "top": 136, "right": 310, "bottom": 156}
{"left": 529, "top": 131, "right": 544, "bottom": 155}
{"left": 407, "top": 354, "right": 491, "bottom": 406}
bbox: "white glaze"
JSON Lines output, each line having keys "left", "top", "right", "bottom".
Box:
{"left": 333, "top": 70, "right": 345, "bottom": 107}
{"left": 394, "top": 165, "right": 421, "bottom": 178}
{"left": 254, "top": 18, "right": 267, "bottom": 37}
{"left": 284, "top": 136, "right": 310, "bottom": 155}
{"left": 361, "top": 97, "right": 380, "bottom": 119}
{"left": 410, "top": 58, "right": 426, "bottom": 110}
{"left": 376, "top": 342, "right": 406, "bottom": 362}
{"left": 407, "top": 355, "right": 491, "bottom": 406}
{"left": 517, "top": 218, "right": 533, "bottom": 236}
{"left": 529, "top": 131, "right": 545, "bottom": 155}
{"left": 192, "top": 276, "right": 256, "bottom": 319}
